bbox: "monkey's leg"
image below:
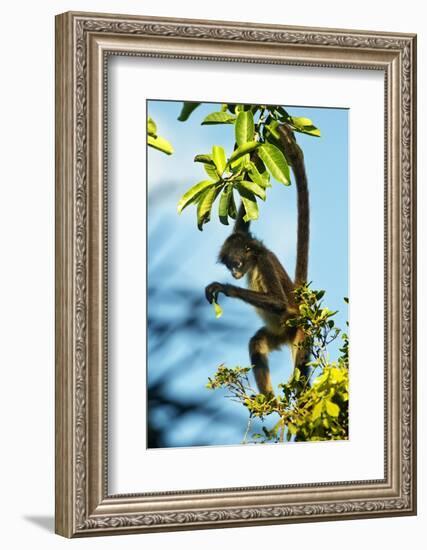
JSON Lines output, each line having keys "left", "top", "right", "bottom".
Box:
{"left": 249, "top": 328, "right": 279, "bottom": 396}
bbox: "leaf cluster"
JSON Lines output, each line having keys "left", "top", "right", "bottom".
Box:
{"left": 282, "top": 364, "right": 349, "bottom": 442}
{"left": 176, "top": 103, "right": 320, "bottom": 230}
{"left": 207, "top": 287, "right": 349, "bottom": 444}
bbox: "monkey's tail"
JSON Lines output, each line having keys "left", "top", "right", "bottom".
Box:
{"left": 277, "top": 124, "right": 310, "bottom": 286}
{"left": 233, "top": 201, "right": 251, "bottom": 234}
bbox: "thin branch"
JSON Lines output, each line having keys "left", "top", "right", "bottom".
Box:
{"left": 242, "top": 415, "right": 252, "bottom": 444}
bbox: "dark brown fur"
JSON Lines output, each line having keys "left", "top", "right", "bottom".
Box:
{"left": 278, "top": 124, "right": 310, "bottom": 285}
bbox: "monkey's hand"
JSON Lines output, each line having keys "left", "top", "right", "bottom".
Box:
{"left": 205, "top": 282, "right": 228, "bottom": 304}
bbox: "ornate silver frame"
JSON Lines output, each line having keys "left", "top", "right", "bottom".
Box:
{"left": 55, "top": 11, "right": 417, "bottom": 537}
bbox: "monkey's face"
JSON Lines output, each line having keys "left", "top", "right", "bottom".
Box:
{"left": 226, "top": 256, "right": 247, "bottom": 279}
{"left": 219, "top": 233, "right": 255, "bottom": 279}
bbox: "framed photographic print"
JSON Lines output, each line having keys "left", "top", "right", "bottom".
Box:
{"left": 55, "top": 11, "right": 417, "bottom": 537}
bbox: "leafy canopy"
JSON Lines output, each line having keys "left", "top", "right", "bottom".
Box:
{"left": 176, "top": 103, "right": 320, "bottom": 230}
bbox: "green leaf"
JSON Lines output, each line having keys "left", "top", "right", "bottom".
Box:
{"left": 147, "top": 117, "right": 157, "bottom": 136}
{"left": 237, "top": 185, "right": 258, "bottom": 221}
{"left": 313, "top": 372, "right": 329, "bottom": 387}
{"left": 178, "top": 102, "right": 201, "bottom": 121}
{"left": 230, "top": 153, "right": 249, "bottom": 173}
{"left": 228, "top": 191, "right": 238, "bottom": 219}
{"left": 197, "top": 186, "right": 220, "bottom": 230}
{"left": 212, "top": 299, "right": 223, "bottom": 319}
{"left": 329, "top": 368, "right": 344, "bottom": 384}
{"left": 218, "top": 185, "right": 234, "bottom": 225}
{"left": 254, "top": 156, "right": 270, "bottom": 184}
{"left": 325, "top": 400, "right": 340, "bottom": 417}
{"left": 315, "top": 290, "right": 325, "bottom": 300}
{"left": 147, "top": 134, "right": 174, "bottom": 155}
{"left": 241, "top": 196, "right": 258, "bottom": 222}
{"left": 235, "top": 111, "right": 255, "bottom": 146}
{"left": 264, "top": 120, "right": 281, "bottom": 140}
{"left": 194, "top": 153, "right": 214, "bottom": 165}
{"left": 288, "top": 423, "right": 297, "bottom": 435}
{"left": 228, "top": 141, "right": 259, "bottom": 164}
{"left": 258, "top": 142, "right": 290, "bottom": 185}
{"left": 204, "top": 163, "right": 219, "bottom": 180}
{"left": 193, "top": 154, "right": 219, "bottom": 180}
{"left": 312, "top": 401, "right": 323, "bottom": 421}
{"left": 212, "top": 145, "right": 227, "bottom": 175}
{"left": 248, "top": 163, "right": 271, "bottom": 190}
{"left": 239, "top": 180, "right": 266, "bottom": 201}
{"left": 290, "top": 116, "right": 321, "bottom": 137}
{"left": 292, "top": 116, "right": 313, "bottom": 127}
{"left": 177, "top": 180, "right": 216, "bottom": 213}
{"left": 247, "top": 162, "right": 267, "bottom": 188}
{"left": 202, "top": 112, "right": 236, "bottom": 125}
{"left": 298, "top": 126, "right": 321, "bottom": 137}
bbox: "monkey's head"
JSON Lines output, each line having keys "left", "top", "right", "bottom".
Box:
{"left": 218, "top": 231, "right": 259, "bottom": 279}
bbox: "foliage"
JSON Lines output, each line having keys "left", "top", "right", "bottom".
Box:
{"left": 147, "top": 116, "right": 174, "bottom": 155}
{"left": 176, "top": 103, "right": 320, "bottom": 230}
{"left": 212, "top": 299, "right": 223, "bottom": 318}
{"left": 206, "top": 286, "right": 349, "bottom": 443}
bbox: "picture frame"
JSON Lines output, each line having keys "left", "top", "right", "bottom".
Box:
{"left": 55, "top": 11, "right": 417, "bottom": 538}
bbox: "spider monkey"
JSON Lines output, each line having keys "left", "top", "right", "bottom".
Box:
{"left": 205, "top": 124, "right": 310, "bottom": 396}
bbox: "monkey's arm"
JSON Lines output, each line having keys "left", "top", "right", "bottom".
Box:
{"left": 206, "top": 259, "right": 290, "bottom": 314}
{"left": 206, "top": 282, "right": 288, "bottom": 314}
{"left": 226, "top": 285, "right": 289, "bottom": 314}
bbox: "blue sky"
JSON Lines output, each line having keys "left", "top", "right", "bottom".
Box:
{"left": 147, "top": 101, "right": 348, "bottom": 448}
